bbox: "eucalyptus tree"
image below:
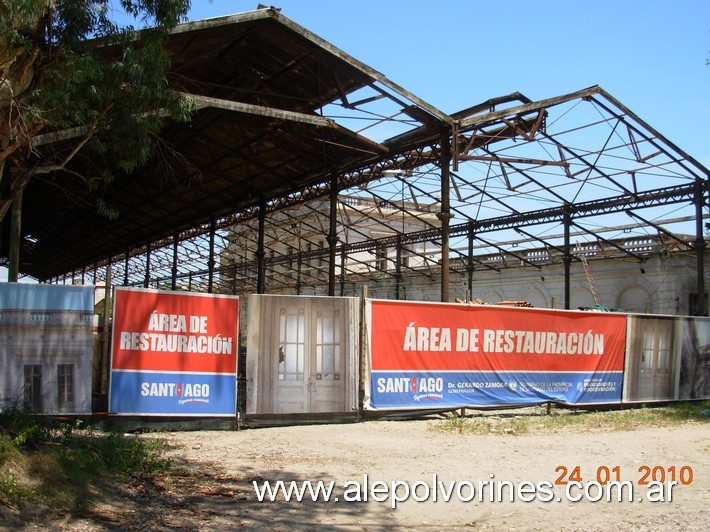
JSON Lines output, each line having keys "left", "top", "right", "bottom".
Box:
{"left": 0, "top": 0, "right": 194, "bottom": 223}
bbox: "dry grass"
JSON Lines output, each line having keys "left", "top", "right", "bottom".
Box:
{"left": 0, "top": 409, "right": 172, "bottom": 524}
{"left": 433, "top": 401, "right": 710, "bottom": 436}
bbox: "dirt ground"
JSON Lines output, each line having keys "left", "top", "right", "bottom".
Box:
{"left": 41, "top": 414, "right": 709, "bottom": 530}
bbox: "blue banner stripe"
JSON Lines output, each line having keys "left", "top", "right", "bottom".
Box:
{"left": 109, "top": 371, "right": 236, "bottom": 416}
{"left": 369, "top": 371, "right": 623, "bottom": 409}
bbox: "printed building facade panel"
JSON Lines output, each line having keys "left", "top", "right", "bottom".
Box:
{"left": 0, "top": 283, "right": 94, "bottom": 414}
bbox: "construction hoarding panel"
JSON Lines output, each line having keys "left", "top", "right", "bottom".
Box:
{"left": 364, "top": 300, "right": 626, "bottom": 410}
{"left": 0, "top": 283, "right": 94, "bottom": 414}
{"left": 246, "top": 294, "right": 359, "bottom": 416}
{"left": 623, "top": 314, "right": 710, "bottom": 402}
{"left": 679, "top": 316, "right": 710, "bottom": 400}
{"left": 109, "top": 287, "right": 239, "bottom": 416}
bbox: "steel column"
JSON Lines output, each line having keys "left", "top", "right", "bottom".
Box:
{"left": 257, "top": 200, "right": 266, "bottom": 294}
{"left": 438, "top": 128, "right": 452, "bottom": 302}
{"left": 695, "top": 179, "right": 707, "bottom": 315}
{"left": 340, "top": 247, "right": 346, "bottom": 296}
{"left": 296, "top": 251, "right": 302, "bottom": 295}
{"left": 8, "top": 189, "right": 22, "bottom": 282}
{"left": 100, "top": 258, "right": 112, "bottom": 394}
{"left": 124, "top": 249, "right": 130, "bottom": 286}
{"left": 144, "top": 245, "right": 151, "bottom": 288}
{"left": 172, "top": 231, "right": 179, "bottom": 290}
{"left": 395, "top": 234, "right": 402, "bottom": 300}
{"left": 467, "top": 222, "right": 475, "bottom": 300}
{"left": 208, "top": 219, "right": 215, "bottom": 294}
{"left": 328, "top": 175, "right": 339, "bottom": 296}
{"left": 563, "top": 209, "right": 572, "bottom": 310}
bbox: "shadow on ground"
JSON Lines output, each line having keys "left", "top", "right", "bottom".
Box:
{"left": 33, "top": 454, "right": 397, "bottom": 530}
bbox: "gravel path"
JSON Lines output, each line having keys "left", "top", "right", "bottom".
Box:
{"left": 36, "top": 415, "right": 709, "bottom": 530}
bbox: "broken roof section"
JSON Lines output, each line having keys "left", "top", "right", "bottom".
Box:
{"left": 87, "top": 83, "right": 708, "bottom": 293}
{"left": 6, "top": 8, "right": 708, "bottom": 287}
{"left": 337, "top": 85, "right": 708, "bottom": 265}
{"left": 169, "top": 8, "right": 451, "bottom": 135}
{"left": 12, "top": 7, "right": 450, "bottom": 281}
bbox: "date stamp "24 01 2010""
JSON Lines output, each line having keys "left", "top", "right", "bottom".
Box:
{"left": 554, "top": 465, "right": 694, "bottom": 503}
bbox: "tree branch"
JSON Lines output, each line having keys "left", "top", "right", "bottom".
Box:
{"left": 0, "top": 124, "right": 97, "bottom": 223}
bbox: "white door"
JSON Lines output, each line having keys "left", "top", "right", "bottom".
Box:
{"left": 274, "top": 300, "right": 308, "bottom": 413}
{"left": 270, "top": 297, "right": 348, "bottom": 414}
{"left": 310, "top": 298, "right": 345, "bottom": 412}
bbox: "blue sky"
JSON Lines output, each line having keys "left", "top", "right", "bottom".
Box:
{"left": 187, "top": 0, "right": 709, "bottom": 166}
{"left": 3, "top": 1, "right": 708, "bottom": 282}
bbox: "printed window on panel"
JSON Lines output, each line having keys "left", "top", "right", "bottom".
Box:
{"left": 316, "top": 310, "right": 341, "bottom": 380}
{"left": 57, "top": 364, "right": 75, "bottom": 409}
{"left": 24, "top": 365, "right": 42, "bottom": 412}
{"left": 278, "top": 308, "right": 305, "bottom": 381}
{"left": 641, "top": 324, "right": 671, "bottom": 374}
{"left": 641, "top": 328, "right": 655, "bottom": 373}
{"left": 656, "top": 328, "right": 671, "bottom": 374}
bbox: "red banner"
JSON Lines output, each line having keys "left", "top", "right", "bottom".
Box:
{"left": 111, "top": 288, "right": 239, "bottom": 374}
{"left": 371, "top": 300, "right": 626, "bottom": 373}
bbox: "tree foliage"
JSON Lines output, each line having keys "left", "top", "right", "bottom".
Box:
{"left": 0, "top": 0, "right": 193, "bottom": 222}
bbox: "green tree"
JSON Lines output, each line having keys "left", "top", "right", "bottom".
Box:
{"left": 0, "top": 0, "right": 194, "bottom": 222}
